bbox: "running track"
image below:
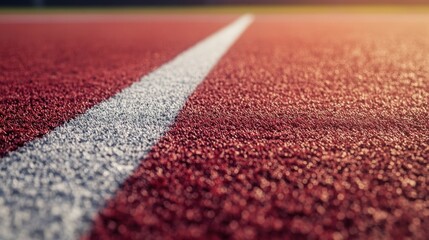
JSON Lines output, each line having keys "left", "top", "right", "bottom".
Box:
{"left": 0, "top": 14, "right": 428, "bottom": 240}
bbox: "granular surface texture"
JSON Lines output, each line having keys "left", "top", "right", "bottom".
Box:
{"left": 0, "top": 17, "right": 230, "bottom": 156}
{"left": 88, "top": 15, "right": 429, "bottom": 239}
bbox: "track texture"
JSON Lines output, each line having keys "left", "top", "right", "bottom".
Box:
{"left": 0, "top": 18, "right": 230, "bottom": 156}
{"left": 88, "top": 15, "right": 429, "bottom": 239}
{"left": 0, "top": 16, "right": 251, "bottom": 240}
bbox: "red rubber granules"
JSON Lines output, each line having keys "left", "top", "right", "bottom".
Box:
{"left": 91, "top": 15, "right": 427, "bottom": 239}
{"left": 0, "top": 17, "right": 231, "bottom": 156}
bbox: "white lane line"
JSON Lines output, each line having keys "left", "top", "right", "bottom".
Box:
{"left": 0, "top": 14, "right": 253, "bottom": 240}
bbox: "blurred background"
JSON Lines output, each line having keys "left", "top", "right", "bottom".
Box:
{"left": 1, "top": 0, "right": 429, "bottom": 7}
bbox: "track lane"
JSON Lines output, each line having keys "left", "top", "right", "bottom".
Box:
{"left": 88, "top": 14, "right": 429, "bottom": 239}
{"left": 0, "top": 15, "right": 250, "bottom": 240}
{"left": 0, "top": 16, "right": 233, "bottom": 156}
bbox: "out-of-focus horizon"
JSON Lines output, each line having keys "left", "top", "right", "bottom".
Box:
{"left": 2, "top": 0, "right": 429, "bottom": 7}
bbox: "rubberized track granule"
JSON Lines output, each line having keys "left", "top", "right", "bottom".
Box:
{"left": 0, "top": 19, "right": 229, "bottom": 156}
{"left": 88, "top": 15, "right": 428, "bottom": 239}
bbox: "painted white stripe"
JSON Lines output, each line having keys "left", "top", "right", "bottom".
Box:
{"left": 0, "top": 14, "right": 253, "bottom": 240}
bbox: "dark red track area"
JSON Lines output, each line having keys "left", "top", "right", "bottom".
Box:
{"left": 0, "top": 16, "right": 231, "bottom": 156}
{"left": 88, "top": 15, "right": 429, "bottom": 239}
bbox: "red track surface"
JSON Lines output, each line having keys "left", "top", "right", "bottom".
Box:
{"left": 0, "top": 17, "right": 230, "bottom": 156}
{"left": 88, "top": 16, "right": 429, "bottom": 239}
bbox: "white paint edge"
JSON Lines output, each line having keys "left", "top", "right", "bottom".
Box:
{"left": 0, "top": 14, "right": 253, "bottom": 240}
